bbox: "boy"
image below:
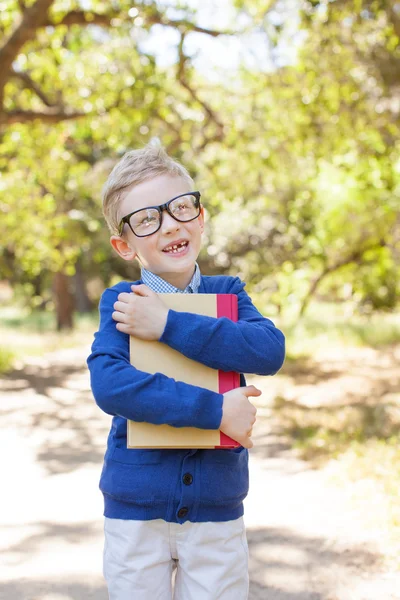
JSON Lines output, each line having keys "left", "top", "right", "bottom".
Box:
{"left": 87, "top": 141, "right": 285, "bottom": 600}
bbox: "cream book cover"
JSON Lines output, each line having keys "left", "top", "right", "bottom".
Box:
{"left": 128, "top": 293, "right": 240, "bottom": 449}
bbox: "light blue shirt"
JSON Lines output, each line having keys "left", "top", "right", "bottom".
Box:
{"left": 141, "top": 263, "right": 201, "bottom": 294}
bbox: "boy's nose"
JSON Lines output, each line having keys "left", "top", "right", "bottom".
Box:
{"left": 160, "top": 211, "right": 180, "bottom": 234}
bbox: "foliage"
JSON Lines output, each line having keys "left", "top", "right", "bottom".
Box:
{"left": 0, "top": 304, "right": 98, "bottom": 364}
{"left": 0, "top": 347, "right": 14, "bottom": 374}
{"left": 199, "top": 0, "right": 400, "bottom": 315}
{"left": 0, "top": 0, "right": 399, "bottom": 326}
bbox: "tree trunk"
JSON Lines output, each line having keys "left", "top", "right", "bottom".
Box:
{"left": 297, "top": 242, "right": 386, "bottom": 318}
{"left": 299, "top": 270, "right": 327, "bottom": 318}
{"left": 73, "top": 260, "right": 93, "bottom": 313}
{"left": 53, "top": 271, "right": 74, "bottom": 330}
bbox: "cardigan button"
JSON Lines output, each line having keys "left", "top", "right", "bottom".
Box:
{"left": 177, "top": 507, "right": 189, "bottom": 518}
{"left": 183, "top": 473, "right": 193, "bottom": 485}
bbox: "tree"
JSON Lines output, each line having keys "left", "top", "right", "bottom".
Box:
{"left": 1, "top": 0, "right": 399, "bottom": 327}
{"left": 195, "top": 0, "right": 400, "bottom": 316}
{"left": 0, "top": 0, "right": 231, "bottom": 328}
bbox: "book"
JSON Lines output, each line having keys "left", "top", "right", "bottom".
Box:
{"left": 127, "top": 293, "right": 240, "bottom": 449}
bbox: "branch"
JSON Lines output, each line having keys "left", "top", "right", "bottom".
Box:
{"left": 176, "top": 33, "right": 225, "bottom": 140}
{"left": 146, "top": 11, "right": 234, "bottom": 37}
{"left": 1, "top": 1, "right": 230, "bottom": 101}
{"left": 43, "top": 8, "right": 233, "bottom": 37}
{"left": 298, "top": 240, "right": 387, "bottom": 318}
{"left": 1, "top": 82, "right": 129, "bottom": 126}
{"left": 0, "top": 0, "right": 55, "bottom": 93}
{"left": 387, "top": 2, "right": 400, "bottom": 42}
{"left": 196, "top": 131, "right": 226, "bottom": 151}
{"left": 1, "top": 109, "right": 86, "bottom": 125}
{"left": 47, "top": 10, "right": 116, "bottom": 28}
{"left": 11, "top": 69, "right": 56, "bottom": 107}
{"left": 0, "top": 2, "right": 232, "bottom": 127}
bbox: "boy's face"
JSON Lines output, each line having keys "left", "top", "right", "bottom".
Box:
{"left": 110, "top": 174, "right": 204, "bottom": 290}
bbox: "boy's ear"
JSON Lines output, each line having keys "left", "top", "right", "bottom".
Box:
{"left": 110, "top": 235, "right": 137, "bottom": 261}
{"left": 199, "top": 205, "right": 205, "bottom": 233}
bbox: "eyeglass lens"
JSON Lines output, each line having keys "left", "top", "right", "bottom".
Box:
{"left": 130, "top": 194, "right": 199, "bottom": 236}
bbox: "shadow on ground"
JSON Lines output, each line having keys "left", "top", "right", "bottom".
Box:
{"left": 2, "top": 521, "right": 382, "bottom": 600}
{"left": 1, "top": 363, "right": 85, "bottom": 397}
{"left": 279, "top": 354, "right": 400, "bottom": 395}
{"left": 4, "top": 521, "right": 100, "bottom": 564}
{"left": 0, "top": 360, "right": 111, "bottom": 477}
{"left": 0, "top": 581, "right": 108, "bottom": 600}
{"left": 248, "top": 413, "right": 308, "bottom": 469}
{"left": 247, "top": 526, "right": 381, "bottom": 600}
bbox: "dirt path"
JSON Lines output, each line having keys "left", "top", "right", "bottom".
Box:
{"left": 1, "top": 344, "right": 399, "bottom": 600}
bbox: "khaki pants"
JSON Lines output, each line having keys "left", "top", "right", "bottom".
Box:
{"left": 104, "top": 517, "right": 249, "bottom": 600}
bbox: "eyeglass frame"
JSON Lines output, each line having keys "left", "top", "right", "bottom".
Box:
{"left": 118, "top": 191, "right": 202, "bottom": 237}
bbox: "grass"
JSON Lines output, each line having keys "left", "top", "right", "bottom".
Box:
{"left": 259, "top": 299, "right": 400, "bottom": 360}
{"left": 273, "top": 396, "right": 400, "bottom": 464}
{"left": 0, "top": 305, "right": 98, "bottom": 332}
{"left": 0, "top": 347, "right": 15, "bottom": 374}
{"left": 0, "top": 306, "right": 98, "bottom": 372}
{"left": 288, "top": 306, "right": 400, "bottom": 356}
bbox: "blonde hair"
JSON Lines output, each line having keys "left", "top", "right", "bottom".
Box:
{"left": 102, "top": 140, "right": 194, "bottom": 234}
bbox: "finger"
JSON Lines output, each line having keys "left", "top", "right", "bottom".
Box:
{"left": 248, "top": 385, "right": 262, "bottom": 395}
{"left": 131, "top": 284, "right": 153, "bottom": 297}
{"left": 117, "top": 292, "right": 133, "bottom": 303}
{"left": 241, "top": 437, "right": 253, "bottom": 449}
{"left": 115, "top": 322, "right": 132, "bottom": 334}
{"left": 112, "top": 311, "right": 128, "bottom": 323}
{"left": 113, "top": 301, "right": 133, "bottom": 313}
{"left": 242, "top": 385, "right": 262, "bottom": 398}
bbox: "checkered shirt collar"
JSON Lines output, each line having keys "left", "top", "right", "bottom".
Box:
{"left": 140, "top": 263, "right": 201, "bottom": 294}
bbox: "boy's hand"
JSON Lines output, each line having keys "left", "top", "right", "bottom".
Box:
{"left": 220, "top": 385, "right": 260, "bottom": 449}
{"left": 112, "top": 284, "right": 169, "bottom": 340}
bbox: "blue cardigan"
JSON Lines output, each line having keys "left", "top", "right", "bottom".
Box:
{"left": 87, "top": 275, "right": 285, "bottom": 523}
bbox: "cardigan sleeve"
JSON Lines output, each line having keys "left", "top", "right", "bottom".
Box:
{"left": 87, "top": 288, "right": 223, "bottom": 428}
{"left": 159, "top": 277, "right": 285, "bottom": 375}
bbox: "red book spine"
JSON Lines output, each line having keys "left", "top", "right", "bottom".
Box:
{"left": 216, "top": 294, "right": 241, "bottom": 448}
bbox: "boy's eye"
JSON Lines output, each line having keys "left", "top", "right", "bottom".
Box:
{"left": 171, "top": 198, "right": 192, "bottom": 213}
{"left": 131, "top": 210, "right": 159, "bottom": 230}
{"left": 140, "top": 215, "right": 157, "bottom": 224}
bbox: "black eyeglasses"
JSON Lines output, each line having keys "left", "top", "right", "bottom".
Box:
{"left": 118, "top": 191, "right": 201, "bottom": 237}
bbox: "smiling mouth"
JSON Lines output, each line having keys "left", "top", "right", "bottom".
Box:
{"left": 162, "top": 241, "right": 189, "bottom": 254}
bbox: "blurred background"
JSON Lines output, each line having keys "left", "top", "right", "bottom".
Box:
{"left": 1, "top": 0, "right": 400, "bottom": 595}
{"left": 1, "top": 0, "right": 399, "bottom": 330}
